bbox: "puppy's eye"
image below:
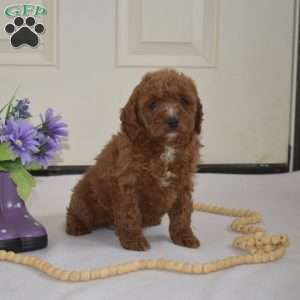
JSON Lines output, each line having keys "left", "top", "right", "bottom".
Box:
{"left": 181, "top": 96, "right": 189, "bottom": 105}
{"left": 148, "top": 100, "right": 157, "bottom": 110}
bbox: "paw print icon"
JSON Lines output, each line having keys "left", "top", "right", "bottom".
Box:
{"left": 5, "top": 16, "right": 45, "bottom": 48}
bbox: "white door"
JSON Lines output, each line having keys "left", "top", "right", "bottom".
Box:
{"left": 0, "top": 0, "right": 297, "bottom": 166}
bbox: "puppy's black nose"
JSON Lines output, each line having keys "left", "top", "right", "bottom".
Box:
{"left": 166, "top": 116, "right": 178, "bottom": 130}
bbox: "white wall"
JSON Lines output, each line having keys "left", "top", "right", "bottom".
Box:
{"left": 0, "top": 0, "right": 296, "bottom": 166}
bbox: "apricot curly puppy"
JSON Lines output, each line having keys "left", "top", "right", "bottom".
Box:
{"left": 66, "top": 69, "right": 203, "bottom": 251}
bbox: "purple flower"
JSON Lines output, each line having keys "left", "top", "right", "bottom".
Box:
{"left": 33, "top": 133, "right": 59, "bottom": 169}
{"left": 40, "top": 108, "right": 68, "bottom": 141}
{"left": 3, "top": 119, "right": 38, "bottom": 165}
{"left": 10, "top": 99, "right": 31, "bottom": 119}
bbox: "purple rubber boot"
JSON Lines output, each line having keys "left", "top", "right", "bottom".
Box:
{"left": 0, "top": 172, "right": 47, "bottom": 252}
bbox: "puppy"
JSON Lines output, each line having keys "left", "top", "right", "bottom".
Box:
{"left": 66, "top": 69, "right": 203, "bottom": 251}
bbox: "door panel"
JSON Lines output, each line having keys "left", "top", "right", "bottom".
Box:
{"left": 0, "top": 0, "right": 296, "bottom": 165}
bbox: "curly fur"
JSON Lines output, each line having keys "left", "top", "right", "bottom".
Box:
{"left": 66, "top": 69, "right": 203, "bottom": 251}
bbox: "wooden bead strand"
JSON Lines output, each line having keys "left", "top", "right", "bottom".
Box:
{"left": 0, "top": 202, "right": 289, "bottom": 282}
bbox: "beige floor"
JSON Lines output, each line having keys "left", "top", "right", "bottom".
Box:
{"left": 0, "top": 172, "right": 299, "bottom": 300}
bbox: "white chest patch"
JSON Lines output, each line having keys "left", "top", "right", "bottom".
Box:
{"left": 160, "top": 146, "right": 176, "bottom": 163}
{"left": 160, "top": 171, "right": 177, "bottom": 187}
{"left": 160, "top": 178, "right": 170, "bottom": 187}
{"left": 160, "top": 146, "right": 176, "bottom": 187}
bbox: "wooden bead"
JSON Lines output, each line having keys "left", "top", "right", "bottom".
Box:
{"left": 59, "top": 271, "right": 70, "bottom": 281}
{"left": 263, "top": 245, "right": 273, "bottom": 253}
{"left": 173, "top": 262, "right": 184, "bottom": 272}
{"left": 14, "top": 254, "right": 22, "bottom": 264}
{"left": 157, "top": 259, "right": 166, "bottom": 269}
{"left": 215, "top": 260, "right": 225, "bottom": 270}
{"left": 276, "top": 247, "right": 285, "bottom": 257}
{"left": 202, "top": 264, "right": 210, "bottom": 273}
{"left": 207, "top": 262, "right": 217, "bottom": 272}
{"left": 34, "top": 259, "right": 43, "bottom": 269}
{"left": 182, "top": 263, "right": 193, "bottom": 273}
{"left": 192, "top": 263, "right": 203, "bottom": 273}
{"left": 99, "top": 268, "right": 110, "bottom": 278}
{"left": 0, "top": 250, "right": 7, "bottom": 260}
{"left": 267, "top": 251, "right": 277, "bottom": 261}
{"left": 69, "top": 271, "right": 81, "bottom": 281}
{"left": 46, "top": 266, "right": 56, "bottom": 276}
{"left": 80, "top": 271, "right": 91, "bottom": 281}
{"left": 223, "top": 258, "right": 232, "bottom": 268}
{"left": 32, "top": 258, "right": 41, "bottom": 268}
{"left": 245, "top": 255, "right": 254, "bottom": 264}
{"left": 124, "top": 263, "right": 134, "bottom": 273}
{"left": 89, "top": 270, "right": 97, "bottom": 280}
{"left": 92, "top": 268, "right": 104, "bottom": 278}
{"left": 115, "top": 264, "right": 123, "bottom": 275}
{"left": 279, "top": 235, "right": 288, "bottom": 244}
{"left": 40, "top": 262, "right": 50, "bottom": 272}
{"left": 254, "top": 232, "right": 264, "bottom": 238}
{"left": 247, "top": 237, "right": 255, "bottom": 247}
{"left": 26, "top": 256, "right": 35, "bottom": 265}
{"left": 20, "top": 255, "right": 30, "bottom": 265}
{"left": 255, "top": 238, "right": 263, "bottom": 247}
{"left": 222, "top": 208, "right": 231, "bottom": 216}
{"left": 119, "top": 264, "right": 131, "bottom": 274}
{"left": 53, "top": 269, "right": 63, "bottom": 279}
{"left": 261, "top": 254, "right": 270, "bottom": 263}
{"left": 214, "top": 206, "right": 223, "bottom": 214}
{"left": 262, "top": 236, "right": 271, "bottom": 245}
{"left": 138, "top": 260, "right": 148, "bottom": 269}
{"left": 107, "top": 265, "right": 118, "bottom": 276}
{"left": 271, "top": 236, "right": 281, "bottom": 245}
{"left": 163, "top": 260, "right": 173, "bottom": 270}
{"left": 237, "top": 209, "right": 246, "bottom": 217}
{"left": 168, "top": 260, "right": 179, "bottom": 271}
{"left": 233, "top": 256, "right": 244, "bottom": 265}
{"left": 144, "top": 260, "right": 156, "bottom": 269}
{"left": 133, "top": 261, "right": 141, "bottom": 271}
{"left": 7, "top": 251, "right": 16, "bottom": 260}
{"left": 253, "top": 254, "right": 263, "bottom": 263}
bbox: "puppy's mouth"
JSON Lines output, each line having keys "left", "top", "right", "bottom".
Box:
{"left": 167, "top": 132, "right": 178, "bottom": 140}
{"left": 164, "top": 116, "right": 181, "bottom": 140}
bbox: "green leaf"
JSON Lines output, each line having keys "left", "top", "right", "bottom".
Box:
{"left": 0, "top": 143, "right": 15, "bottom": 161}
{"left": 26, "top": 162, "right": 42, "bottom": 171}
{"left": 0, "top": 161, "right": 12, "bottom": 170}
{"left": 0, "top": 102, "right": 10, "bottom": 115}
{"left": 0, "top": 87, "right": 19, "bottom": 119}
{"left": 0, "top": 164, "right": 8, "bottom": 171}
{"left": 7, "top": 87, "right": 19, "bottom": 117}
{"left": 7, "top": 163, "right": 36, "bottom": 200}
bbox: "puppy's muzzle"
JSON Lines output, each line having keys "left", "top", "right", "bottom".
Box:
{"left": 166, "top": 116, "right": 179, "bottom": 130}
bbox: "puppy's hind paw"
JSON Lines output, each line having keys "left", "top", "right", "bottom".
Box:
{"left": 66, "top": 213, "right": 92, "bottom": 236}
{"left": 120, "top": 235, "right": 150, "bottom": 251}
{"left": 66, "top": 224, "right": 91, "bottom": 236}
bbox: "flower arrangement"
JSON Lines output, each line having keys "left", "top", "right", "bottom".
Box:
{"left": 0, "top": 93, "right": 68, "bottom": 200}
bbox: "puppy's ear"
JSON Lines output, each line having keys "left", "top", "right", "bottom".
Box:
{"left": 185, "top": 76, "right": 203, "bottom": 134}
{"left": 120, "top": 91, "right": 142, "bottom": 141}
{"left": 195, "top": 96, "right": 203, "bottom": 134}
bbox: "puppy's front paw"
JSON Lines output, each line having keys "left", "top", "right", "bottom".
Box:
{"left": 120, "top": 235, "right": 150, "bottom": 251}
{"left": 171, "top": 231, "right": 200, "bottom": 248}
